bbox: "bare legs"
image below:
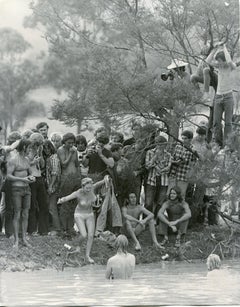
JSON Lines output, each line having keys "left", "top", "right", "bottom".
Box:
{"left": 74, "top": 213, "right": 95, "bottom": 264}
{"left": 125, "top": 219, "right": 163, "bottom": 250}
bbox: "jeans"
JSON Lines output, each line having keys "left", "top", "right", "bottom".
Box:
{"left": 145, "top": 181, "right": 168, "bottom": 215}
{"left": 158, "top": 219, "right": 189, "bottom": 236}
{"left": 28, "top": 177, "right": 49, "bottom": 234}
{"left": 213, "top": 92, "right": 234, "bottom": 147}
{"left": 49, "top": 193, "right": 61, "bottom": 232}
{"left": 59, "top": 173, "right": 81, "bottom": 232}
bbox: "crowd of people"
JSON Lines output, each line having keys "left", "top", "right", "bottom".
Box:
{"left": 0, "top": 41, "right": 239, "bottom": 266}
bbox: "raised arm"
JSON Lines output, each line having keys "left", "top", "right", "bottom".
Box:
{"left": 206, "top": 47, "right": 219, "bottom": 68}
{"left": 223, "top": 44, "right": 236, "bottom": 70}
{"left": 57, "top": 147, "right": 74, "bottom": 168}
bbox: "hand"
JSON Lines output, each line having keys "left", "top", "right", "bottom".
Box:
{"left": 27, "top": 175, "right": 36, "bottom": 183}
{"left": 69, "top": 147, "right": 75, "bottom": 154}
{"left": 170, "top": 225, "right": 177, "bottom": 233}
{"left": 96, "top": 145, "right": 103, "bottom": 156}
{"left": 169, "top": 221, "right": 178, "bottom": 227}
{"left": 57, "top": 198, "right": 63, "bottom": 204}
{"left": 86, "top": 148, "right": 95, "bottom": 156}
{"left": 138, "top": 220, "right": 146, "bottom": 228}
{"left": 48, "top": 186, "right": 53, "bottom": 194}
{"left": 23, "top": 177, "right": 34, "bottom": 184}
{"left": 133, "top": 171, "right": 140, "bottom": 177}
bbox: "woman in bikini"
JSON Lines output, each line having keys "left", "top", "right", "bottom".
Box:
{"left": 57, "top": 175, "right": 109, "bottom": 263}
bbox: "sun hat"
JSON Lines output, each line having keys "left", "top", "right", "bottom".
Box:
{"left": 167, "top": 59, "right": 189, "bottom": 70}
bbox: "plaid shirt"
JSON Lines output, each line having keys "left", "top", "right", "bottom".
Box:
{"left": 169, "top": 144, "right": 196, "bottom": 182}
{"left": 145, "top": 148, "right": 171, "bottom": 186}
{"left": 46, "top": 153, "right": 61, "bottom": 193}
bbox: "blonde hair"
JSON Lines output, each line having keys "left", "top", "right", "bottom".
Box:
{"left": 81, "top": 177, "right": 93, "bottom": 187}
{"left": 115, "top": 235, "right": 128, "bottom": 253}
{"left": 207, "top": 254, "right": 221, "bottom": 271}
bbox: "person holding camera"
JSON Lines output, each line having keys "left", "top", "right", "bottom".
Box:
{"left": 161, "top": 59, "right": 190, "bottom": 82}
{"left": 83, "top": 134, "right": 114, "bottom": 181}
{"left": 7, "top": 139, "right": 35, "bottom": 249}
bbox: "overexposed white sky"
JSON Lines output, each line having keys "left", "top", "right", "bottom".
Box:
{"left": 0, "top": 0, "right": 47, "bottom": 58}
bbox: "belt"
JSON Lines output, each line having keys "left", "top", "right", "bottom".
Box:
{"left": 216, "top": 92, "right": 232, "bottom": 97}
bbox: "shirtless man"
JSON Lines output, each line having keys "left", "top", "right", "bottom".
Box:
{"left": 122, "top": 193, "right": 163, "bottom": 251}
{"left": 7, "top": 139, "right": 35, "bottom": 249}
{"left": 106, "top": 235, "right": 135, "bottom": 279}
{"left": 57, "top": 133, "right": 81, "bottom": 234}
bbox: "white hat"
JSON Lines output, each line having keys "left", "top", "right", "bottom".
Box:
{"left": 167, "top": 59, "right": 189, "bottom": 70}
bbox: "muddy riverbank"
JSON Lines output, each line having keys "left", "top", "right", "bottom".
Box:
{"left": 0, "top": 223, "right": 240, "bottom": 272}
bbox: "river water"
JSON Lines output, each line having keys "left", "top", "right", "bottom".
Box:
{"left": 0, "top": 260, "right": 239, "bottom": 306}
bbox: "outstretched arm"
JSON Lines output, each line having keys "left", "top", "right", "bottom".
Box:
{"left": 57, "top": 191, "right": 79, "bottom": 204}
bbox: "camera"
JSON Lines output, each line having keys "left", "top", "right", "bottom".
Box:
{"left": 161, "top": 70, "right": 174, "bottom": 81}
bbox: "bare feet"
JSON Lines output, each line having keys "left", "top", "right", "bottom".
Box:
{"left": 13, "top": 242, "right": 19, "bottom": 251}
{"left": 22, "top": 239, "right": 31, "bottom": 248}
{"left": 154, "top": 242, "right": 165, "bottom": 250}
{"left": 135, "top": 242, "right": 141, "bottom": 251}
{"left": 86, "top": 256, "right": 95, "bottom": 264}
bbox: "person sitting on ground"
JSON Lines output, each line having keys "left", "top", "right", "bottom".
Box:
{"left": 58, "top": 176, "right": 110, "bottom": 264}
{"left": 105, "top": 234, "right": 135, "bottom": 280}
{"left": 7, "top": 139, "right": 35, "bottom": 249}
{"left": 157, "top": 186, "right": 191, "bottom": 247}
{"left": 122, "top": 192, "right": 163, "bottom": 251}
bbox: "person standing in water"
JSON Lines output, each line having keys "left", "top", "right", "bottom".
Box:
{"left": 58, "top": 176, "right": 109, "bottom": 264}
{"left": 105, "top": 234, "right": 135, "bottom": 280}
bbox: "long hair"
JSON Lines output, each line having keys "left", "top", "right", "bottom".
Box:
{"left": 115, "top": 235, "right": 128, "bottom": 254}
{"left": 207, "top": 254, "right": 221, "bottom": 271}
{"left": 16, "top": 139, "right": 31, "bottom": 153}
{"left": 168, "top": 186, "right": 183, "bottom": 202}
